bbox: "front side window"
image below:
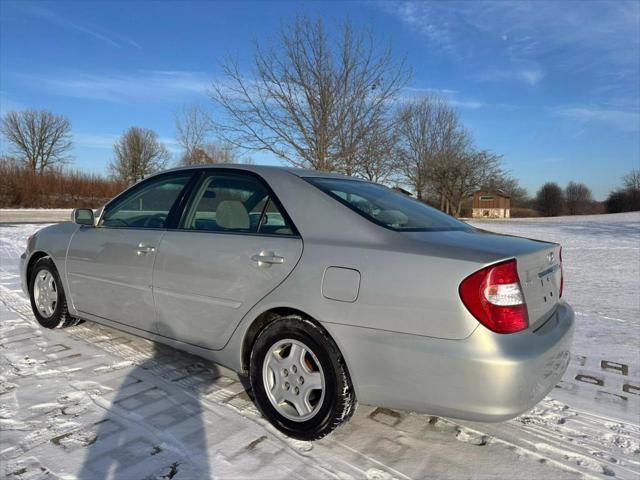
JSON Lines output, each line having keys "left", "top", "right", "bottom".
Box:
{"left": 182, "top": 173, "right": 294, "bottom": 235}
{"left": 306, "top": 177, "right": 470, "bottom": 232}
{"left": 101, "top": 174, "right": 191, "bottom": 229}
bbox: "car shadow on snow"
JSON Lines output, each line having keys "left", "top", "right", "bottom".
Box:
{"left": 77, "top": 323, "right": 216, "bottom": 480}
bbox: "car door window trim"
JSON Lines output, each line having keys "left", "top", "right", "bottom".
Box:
{"left": 177, "top": 169, "right": 300, "bottom": 238}
{"left": 98, "top": 171, "right": 195, "bottom": 231}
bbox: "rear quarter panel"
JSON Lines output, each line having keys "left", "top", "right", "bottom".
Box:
{"left": 276, "top": 239, "right": 482, "bottom": 339}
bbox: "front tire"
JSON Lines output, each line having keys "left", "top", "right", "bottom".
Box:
{"left": 249, "top": 315, "right": 356, "bottom": 440}
{"left": 29, "top": 257, "right": 77, "bottom": 329}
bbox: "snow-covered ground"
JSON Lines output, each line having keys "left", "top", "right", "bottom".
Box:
{"left": 0, "top": 213, "right": 638, "bottom": 479}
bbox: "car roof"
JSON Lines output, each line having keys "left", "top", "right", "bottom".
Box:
{"left": 156, "top": 163, "right": 366, "bottom": 181}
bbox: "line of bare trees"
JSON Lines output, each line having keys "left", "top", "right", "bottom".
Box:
{"left": 0, "top": 158, "right": 125, "bottom": 208}
{"left": 0, "top": 105, "right": 247, "bottom": 191}
{"left": 0, "top": 15, "right": 524, "bottom": 212}
{"left": 535, "top": 181, "right": 599, "bottom": 217}
{"left": 204, "top": 15, "right": 516, "bottom": 216}
{"left": 0, "top": 109, "right": 171, "bottom": 185}
{"left": 2, "top": 15, "right": 634, "bottom": 216}
{"left": 606, "top": 169, "right": 640, "bottom": 213}
{"left": 534, "top": 173, "right": 640, "bottom": 217}
{"left": 0, "top": 13, "right": 530, "bottom": 215}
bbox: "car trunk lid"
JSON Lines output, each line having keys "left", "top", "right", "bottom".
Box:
{"left": 401, "top": 228, "right": 562, "bottom": 331}
{"left": 516, "top": 245, "right": 562, "bottom": 329}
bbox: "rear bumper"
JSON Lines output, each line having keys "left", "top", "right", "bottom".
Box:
{"left": 324, "top": 301, "right": 574, "bottom": 422}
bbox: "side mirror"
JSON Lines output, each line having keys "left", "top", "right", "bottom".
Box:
{"left": 72, "top": 208, "right": 95, "bottom": 226}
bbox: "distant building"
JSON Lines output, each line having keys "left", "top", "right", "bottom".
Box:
{"left": 471, "top": 191, "right": 511, "bottom": 218}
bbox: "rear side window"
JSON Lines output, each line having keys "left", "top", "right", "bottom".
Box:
{"left": 306, "top": 177, "right": 470, "bottom": 232}
{"left": 182, "top": 173, "right": 294, "bottom": 236}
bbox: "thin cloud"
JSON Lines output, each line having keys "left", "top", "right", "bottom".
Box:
{"left": 400, "top": 86, "right": 484, "bottom": 109}
{"left": 74, "top": 133, "right": 119, "bottom": 149}
{"left": 388, "top": 2, "right": 458, "bottom": 54}
{"left": 20, "top": 4, "right": 140, "bottom": 50}
{"left": 555, "top": 107, "right": 640, "bottom": 133}
{"left": 541, "top": 156, "right": 564, "bottom": 164}
{"left": 449, "top": 99, "right": 484, "bottom": 109}
{"left": 0, "top": 92, "right": 24, "bottom": 115}
{"left": 19, "top": 70, "right": 211, "bottom": 103}
{"left": 476, "top": 68, "right": 545, "bottom": 86}
{"left": 158, "top": 137, "right": 181, "bottom": 154}
{"left": 382, "top": 0, "right": 639, "bottom": 98}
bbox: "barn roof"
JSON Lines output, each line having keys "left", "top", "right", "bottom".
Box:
{"left": 470, "top": 189, "right": 511, "bottom": 198}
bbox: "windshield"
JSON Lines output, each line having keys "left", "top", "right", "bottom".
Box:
{"left": 306, "top": 177, "right": 471, "bottom": 232}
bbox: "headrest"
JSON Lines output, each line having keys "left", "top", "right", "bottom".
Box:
{"left": 216, "top": 200, "right": 250, "bottom": 230}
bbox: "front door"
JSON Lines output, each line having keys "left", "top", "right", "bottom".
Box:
{"left": 66, "top": 172, "right": 192, "bottom": 332}
{"left": 153, "top": 171, "right": 303, "bottom": 350}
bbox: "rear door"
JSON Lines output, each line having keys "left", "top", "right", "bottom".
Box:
{"left": 66, "top": 172, "right": 193, "bottom": 332}
{"left": 153, "top": 171, "right": 303, "bottom": 350}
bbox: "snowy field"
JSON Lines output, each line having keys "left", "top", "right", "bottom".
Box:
{"left": 0, "top": 213, "right": 638, "bottom": 479}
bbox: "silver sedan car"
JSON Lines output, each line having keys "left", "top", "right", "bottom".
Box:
{"left": 20, "top": 165, "right": 574, "bottom": 439}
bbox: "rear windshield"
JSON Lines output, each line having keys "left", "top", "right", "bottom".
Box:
{"left": 306, "top": 177, "right": 471, "bottom": 232}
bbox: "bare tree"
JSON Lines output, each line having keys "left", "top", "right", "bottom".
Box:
{"left": 109, "top": 127, "right": 170, "bottom": 185}
{"left": 622, "top": 168, "right": 640, "bottom": 191}
{"left": 174, "top": 104, "right": 213, "bottom": 164}
{"left": 210, "top": 16, "right": 408, "bottom": 171}
{"left": 606, "top": 169, "right": 640, "bottom": 213}
{"left": 565, "top": 181, "right": 593, "bottom": 215}
{"left": 536, "top": 182, "right": 565, "bottom": 216}
{"left": 354, "top": 118, "right": 397, "bottom": 183}
{"left": 394, "top": 95, "right": 508, "bottom": 216}
{"left": 394, "top": 96, "right": 467, "bottom": 202}
{"left": 1, "top": 109, "right": 72, "bottom": 173}
{"left": 174, "top": 104, "right": 249, "bottom": 165}
{"left": 606, "top": 188, "right": 640, "bottom": 213}
{"left": 481, "top": 175, "right": 529, "bottom": 206}
{"left": 181, "top": 142, "right": 240, "bottom": 165}
{"left": 444, "top": 149, "right": 503, "bottom": 217}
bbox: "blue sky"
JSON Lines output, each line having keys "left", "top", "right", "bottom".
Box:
{"left": 1, "top": 1, "right": 638, "bottom": 199}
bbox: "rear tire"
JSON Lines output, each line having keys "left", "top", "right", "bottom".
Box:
{"left": 249, "top": 315, "right": 356, "bottom": 440}
{"left": 28, "top": 257, "right": 76, "bottom": 329}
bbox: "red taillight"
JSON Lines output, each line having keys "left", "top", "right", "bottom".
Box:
{"left": 459, "top": 259, "right": 529, "bottom": 334}
{"left": 559, "top": 247, "right": 564, "bottom": 298}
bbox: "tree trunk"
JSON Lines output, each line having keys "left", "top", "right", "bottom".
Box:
{"left": 455, "top": 199, "right": 463, "bottom": 217}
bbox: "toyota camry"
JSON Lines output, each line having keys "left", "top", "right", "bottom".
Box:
{"left": 20, "top": 164, "right": 574, "bottom": 440}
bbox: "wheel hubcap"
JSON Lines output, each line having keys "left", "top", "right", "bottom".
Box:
{"left": 262, "top": 339, "right": 325, "bottom": 422}
{"left": 33, "top": 270, "right": 58, "bottom": 318}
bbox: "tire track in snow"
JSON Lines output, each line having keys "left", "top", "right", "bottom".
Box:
{"left": 3, "top": 221, "right": 639, "bottom": 479}
{"left": 0, "top": 290, "right": 347, "bottom": 479}
{"left": 0, "top": 275, "right": 585, "bottom": 480}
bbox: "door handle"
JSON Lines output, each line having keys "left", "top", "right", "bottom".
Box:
{"left": 251, "top": 251, "right": 285, "bottom": 267}
{"left": 136, "top": 243, "right": 156, "bottom": 256}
